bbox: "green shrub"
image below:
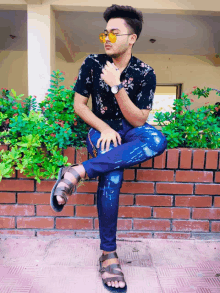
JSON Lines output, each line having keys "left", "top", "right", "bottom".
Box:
{"left": 0, "top": 70, "right": 89, "bottom": 182}
{"left": 154, "top": 86, "right": 220, "bottom": 149}
{"left": 0, "top": 74, "right": 219, "bottom": 183}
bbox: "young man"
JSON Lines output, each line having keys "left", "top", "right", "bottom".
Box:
{"left": 50, "top": 4, "right": 167, "bottom": 292}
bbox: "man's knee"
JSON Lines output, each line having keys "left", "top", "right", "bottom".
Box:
{"left": 141, "top": 131, "right": 167, "bottom": 156}
{"left": 152, "top": 133, "right": 167, "bottom": 155}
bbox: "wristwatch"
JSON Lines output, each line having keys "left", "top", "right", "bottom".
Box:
{"left": 111, "top": 83, "right": 124, "bottom": 94}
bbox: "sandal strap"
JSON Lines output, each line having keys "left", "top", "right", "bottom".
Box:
{"left": 53, "top": 187, "right": 67, "bottom": 204}
{"left": 99, "top": 262, "right": 126, "bottom": 285}
{"left": 60, "top": 178, "right": 75, "bottom": 192}
{"left": 103, "top": 276, "right": 125, "bottom": 284}
{"left": 54, "top": 178, "right": 75, "bottom": 196}
{"left": 99, "top": 263, "right": 123, "bottom": 275}
{"left": 99, "top": 251, "right": 118, "bottom": 263}
{"left": 61, "top": 164, "right": 81, "bottom": 183}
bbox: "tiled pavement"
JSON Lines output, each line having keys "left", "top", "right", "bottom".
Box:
{"left": 0, "top": 236, "right": 220, "bottom": 292}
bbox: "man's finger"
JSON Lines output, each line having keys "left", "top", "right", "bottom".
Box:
{"left": 97, "top": 139, "right": 101, "bottom": 148}
{"left": 117, "top": 134, "right": 122, "bottom": 145}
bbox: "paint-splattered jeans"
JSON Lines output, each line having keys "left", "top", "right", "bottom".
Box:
{"left": 82, "top": 118, "right": 167, "bottom": 252}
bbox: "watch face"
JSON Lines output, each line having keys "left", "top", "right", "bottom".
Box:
{"left": 111, "top": 85, "right": 118, "bottom": 94}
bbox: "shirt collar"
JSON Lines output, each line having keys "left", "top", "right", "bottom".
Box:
{"left": 105, "top": 53, "right": 134, "bottom": 75}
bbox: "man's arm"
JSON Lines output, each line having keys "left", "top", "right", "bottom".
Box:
{"left": 114, "top": 69, "right": 156, "bottom": 127}
{"left": 114, "top": 87, "right": 150, "bottom": 128}
{"left": 74, "top": 93, "right": 112, "bottom": 132}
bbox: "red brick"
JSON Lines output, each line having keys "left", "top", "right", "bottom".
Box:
{"left": 153, "top": 151, "right": 166, "bottom": 169}
{"left": 176, "top": 196, "right": 212, "bottom": 207}
{"left": 36, "top": 180, "right": 56, "bottom": 192}
{"left": 131, "top": 164, "right": 140, "bottom": 168}
{"left": 0, "top": 217, "right": 15, "bottom": 228}
{"left": 36, "top": 205, "right": 73, "bottom": 216}
{"left": 179, "top": 148, "right": 192, "bottom": 169}
{"left": 205, "top": 150, "right": 218, "bottom": 169}
{"left": 117, "top": 232, "right": 152, "bottom": 238}
{"left": 56, "top": 218, "right": 93, "bottom": 229}
{"left": 214, "top": 197, "right": 220, "bottom": 207}
{"left": 156, "top": 183, "right": 193, "bottom": 194}
{"left": 154, "top": 232, "right": 190, "bottom": 239}
{"left": 176, "top": 170, "right": 213, "bottom": 182}
{"left": 0, "top": 205, "right": 34, "bottom": 216}
{"left": 75, "top": 206, "right": 97, "bottom": 217}
{"left": 136, "top": 195, "right": 172, "bottom": 206}
{"left": 17, "top": 217, "right": 54, "bottom": 229}
{"left": 124, "top": 169, "right": 135, "bottom": 180}
{"left": 192, "top": 208, "right": 220, "bottom": 219}
{"left": 215, "top": 172, "right": 220, "bottom": 183}
{"left": 140, "top": 158, "right": 153, "bottom": 168}
{"left": 118, "top": 206, "right": 151, "bottom": 218}
{"left": 119, "top": 194, "right": 134, "bottom": 205}
{"left": 76, "top": 181, "right": 98, "bottom": 193}
{"left": 192, "top": 150, "right": 205, "bottom": 169}
{"left": 0, "top": 230, "right": 35, "bottom": 237}
{"left": 75, "top": 231, "right": 99, "bottom": 238}
{"left": 121, "top": 182, "right": 154, "bottom": 194}
{"left": 0, "top": 192, "right": 16, "bottom": 203}
{"left": 153, "top": 207, "right": 190, "bottom": 219}
{"left": 211, "top": 221, "right": 220, "bottom": 232}
{"left": 0, "top": 145, "right": 8, "bottom": 152}
{"left": 18, "top": 193, "right": 50, "bottom": 204}
{"left": 94, "top": 218, "right": 132, "bottom": 230}
{"left": 133, "top": 219, "right": 170, "bottom": 231}
{"left": 137, "top": 170, "right": 174, "bottom": 181}
{"left": 173, "top": 220, "right": 209, "bottom": 232}
{"left": 67, "top": 193, "right": 94, "bottom": 205}
{"left": 37, "top": 230, "right": 76, "bottom": 237}
{"left": 76, "top": 147, "right": 88, "bottom": 164}
{"left": 195, "top": 184, "right": 220, "bottom": 195}
{"left": 166, "top": 149, "right": 179, "bottom": 169}
{"left": 63, "top": 147, "right": 76, "bottom": 164}
{"left": 0, "top": 180, "right": 34, "bottom": 191}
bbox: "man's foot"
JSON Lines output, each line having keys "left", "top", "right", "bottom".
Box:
{"left": 56, "top": 165, "right": 86, "bottom": 205}
{"left": 101, "top": 250, "right": 126, "bottom": 288}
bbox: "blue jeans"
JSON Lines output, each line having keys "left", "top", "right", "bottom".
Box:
{"left": 82, "top": 118, "right": 167, "bottom": 252}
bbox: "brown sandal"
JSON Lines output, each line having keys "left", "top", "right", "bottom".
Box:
{"left": 99, "top": 251, "right": 127, "bottom": 292}
{"left": 50, "top": 164, "right": 81, "bottom": 212}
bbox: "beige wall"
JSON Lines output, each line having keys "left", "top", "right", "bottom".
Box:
{"left": 1, "top": 50, "right": 219, "bottom": 111}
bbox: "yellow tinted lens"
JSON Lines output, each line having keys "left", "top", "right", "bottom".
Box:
{"left": 99, "top": 33, "right": 106, "bottom": 43}
{"left": 109, "top": 33, "right": 116, "bottom": 43}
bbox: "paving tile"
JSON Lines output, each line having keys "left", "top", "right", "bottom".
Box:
{"left": 0, "top": 237, "right": 219, "bottom": 292}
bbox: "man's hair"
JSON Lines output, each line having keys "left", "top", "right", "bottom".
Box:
{"left": 103, "top": 4, "right": 143, "bottom": 48}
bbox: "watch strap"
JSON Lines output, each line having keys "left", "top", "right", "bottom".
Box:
{"left": 118, "top": 83, "right": 123, "bottom": 91}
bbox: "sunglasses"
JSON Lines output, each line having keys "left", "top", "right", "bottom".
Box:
{"left": 99, "top": 32, "right": 133, "bottom": 43}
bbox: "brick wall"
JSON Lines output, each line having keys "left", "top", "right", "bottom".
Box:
{"left": 0, "top": 146, "right": 219, "bottom": 239}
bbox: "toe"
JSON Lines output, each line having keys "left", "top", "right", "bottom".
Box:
{"left": 119, "top": 281, "right": 125, "bottom": 288}
{"left": 114, "top": 281, "right": 119, "bottom": 288}
{"left": 107, "top": 282, "right": 111, "bottom": 287}
{"left": 111, "top": 281, "right": 115, "bottom": 287}
{"left": 56, "top": 195, "right": 65, "bottom": 205}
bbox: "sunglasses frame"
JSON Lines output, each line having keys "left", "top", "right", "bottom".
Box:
{"left": 99, "top": 32, "right": 134, "bottom": 43}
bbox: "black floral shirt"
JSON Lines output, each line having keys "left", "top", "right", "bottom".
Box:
{"left": 73, "top": 53, "right": 156, "bottom": 129}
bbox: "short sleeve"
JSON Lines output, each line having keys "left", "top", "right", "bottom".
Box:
{"left": 73, "top": 54, "right": 93, "bottom": 98}
{"left": 135, "top": 69, "right": 156, "bottom": 110}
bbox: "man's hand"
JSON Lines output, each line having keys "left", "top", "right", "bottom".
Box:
{"left": 96, "top": 128, "right": 122, "bottom": 152}
{"left": 100, "top": 61, "right": 121, "bottom": 87}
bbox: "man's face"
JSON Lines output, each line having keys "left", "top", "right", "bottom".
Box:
{"left": 103, "top": 18, "right": 135, "bottom": 58}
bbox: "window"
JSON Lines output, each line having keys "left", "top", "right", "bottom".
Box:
{"left": 148, "top": 83, "right": 182, "bottom": 126}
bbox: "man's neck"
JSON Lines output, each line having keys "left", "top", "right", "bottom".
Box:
{"left": 109, "top": 51, "right": 132, "bottom": 71}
